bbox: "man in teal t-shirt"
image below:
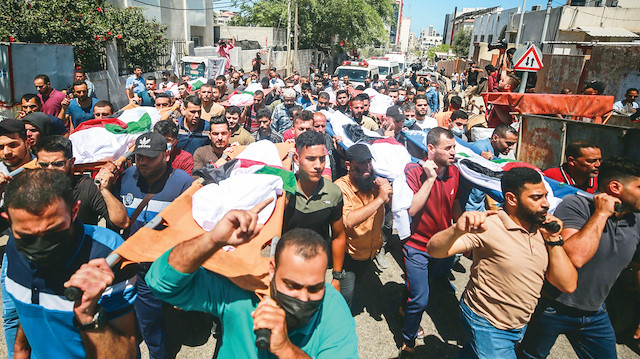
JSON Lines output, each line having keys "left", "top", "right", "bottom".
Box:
{"left": 146, "top": 201, "right": 358, "bottom": 358}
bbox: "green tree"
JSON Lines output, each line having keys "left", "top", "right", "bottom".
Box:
{"left": 451, "top": 29, "right": 471, "bottom": 58}
{"left": 426, "top": 44, "right": 450, "bottom": 61}
{"left": 0, "top": 0, "right": 167, "bottom": 72}
{"left": 231, "top": 0, "right": 393, "bottom": 50}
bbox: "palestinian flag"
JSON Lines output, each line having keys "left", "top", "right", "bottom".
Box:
{"left": 188, "top": 77, "right": 208, "bottom": 90}
{"left": 70, "top": 107, "right": 161, "bottom": 164}
{"left": 113, "top": 142, "right": 294, "bottom": 296}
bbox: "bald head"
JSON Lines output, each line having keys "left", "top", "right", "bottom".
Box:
{"left": 313, "top": 112, "right": 327, "bottom": 134}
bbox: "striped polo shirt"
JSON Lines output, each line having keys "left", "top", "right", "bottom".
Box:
{"left": 177, "top": 117, "right": 211, "bottom": 155}
{"left": 5, "top": 222, "right": 137, "bottom": 359}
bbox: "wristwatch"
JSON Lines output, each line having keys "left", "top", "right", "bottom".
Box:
{"left": 332, "top": 269, "right": 347, "bottom": 281}
{"left": 74, "top": 305, "right": 107, "bottom": 331}
{"left": 544, "top": 235, "right": 564, "bottom": 247}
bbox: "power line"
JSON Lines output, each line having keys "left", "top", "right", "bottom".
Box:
{"left": 129, "top": 0, "right": 251, "bottom": 11}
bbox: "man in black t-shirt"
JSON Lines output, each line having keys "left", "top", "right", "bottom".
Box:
{"left": 34, "top": 136, "right": 129, "bottom": 230}
{"left": 464, "top": 62, "right": 484, "bottom": 107}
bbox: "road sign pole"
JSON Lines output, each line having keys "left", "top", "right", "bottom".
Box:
{"left": 519, "top": 71, "right": 529, "bottom": 93}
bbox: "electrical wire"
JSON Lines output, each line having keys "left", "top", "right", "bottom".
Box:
{"left": 128, "top": 0, "right": 251, "bottom": 11}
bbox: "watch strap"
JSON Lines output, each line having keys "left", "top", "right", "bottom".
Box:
{"left": 74, "top": 305, "right": 106, "bottom": 331}
{"left": 544, "top": 236, "right": 564, "bottom": 246}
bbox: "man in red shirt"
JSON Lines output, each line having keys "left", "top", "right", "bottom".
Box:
{"left": 154, "top": 120, "right": 194, "bottom": 175}
{"left": 543, "top": 141, "right": 601, "bottom": 194}
{"left": 400, "top": 127, "right": 462, "bottom": 357}
{"left": 34, "top": 74, "right": 66, "bottom": 118}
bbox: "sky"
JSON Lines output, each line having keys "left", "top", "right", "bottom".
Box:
{"left": 405, "top": 0, "right": 552, "bottom": 35}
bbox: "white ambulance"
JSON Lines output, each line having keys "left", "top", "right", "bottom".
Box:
{"left": 333, "top": 59, "right": 380, "bottom": 88}
{"left": 367, "top": 57, "right": 402, "bottom": 82}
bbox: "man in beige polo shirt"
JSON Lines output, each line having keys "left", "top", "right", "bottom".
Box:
{"left": 199, "top": 84, "right": 225, "bottom": 121}
{"left": 427, "top": 167, "right": 577, "bottom": 359}
{"left": 335, "top": 144, "right": 392, "bottom": 310}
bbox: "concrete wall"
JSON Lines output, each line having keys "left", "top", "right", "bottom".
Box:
{"left": 470, "top": 8, "right": 519, "bottom": 60}
{"left": 217, "top": 26, "right": 286, "bottom": 48}
{"left": 582, "top": 44, "right": 640, "bottom": 98}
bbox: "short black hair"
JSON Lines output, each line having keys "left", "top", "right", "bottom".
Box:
{"left": 274, "top": 228, "right": 329, "bottom": 267}
{"left": 256, "top": 107, "right": 272, "bottom": 120}
{"left": 225, "top": 106, "right": 242, "bottom": 116}
{"left": 4, "top": 169, "right": 75, "bottom": 214}
{"left": 254, "top": 89, "right": 264, "bottom": 97}
{"left": 565, "top": 140, "right": 599, "bottom": 159}
{"left": 295, "top": 130, "right": 325, "bottom": 152}
{"left": 184, "top": 95, "right": 202, "bottom": 107}
{"left": 153, "top": 119, "right": 178, "bottom": 138}
{"left": 34, "top": 74, "right": 50, "bottom": 83}
{"left": 493, "top": 124, "right": 518, "bottom": 138}
{"left": 94, "top": 100, "right": 114, "bottom": 113}
{"left": 146, "top": 76, "right": 156, "bottom": 82}
{"left": 301, "top": 83, "right": 311, "bottom": 91}
{"left": 427, "top": 127, "right": 454, "bottom": 147}
{"left": 355, "top": 93, "right": 369, "bottom": 102}
{"left": 155, "top": 92, "right": 171, "bottom": 101}
{"left": 21, "top": 93, "right": 42, "bottom": 107}
{"left": 318, "top": 91, "right": 330, "bottom": 100}
{"left": 210, "top": 115, "right": 230, "bottom": 129}
{"left": 501, "top": 167, "right": 542, "bottom": 197}
{"left": 216, "top": 75, "right": 226, "bottom": 82}
{"left": 450, "top": 96, "right": 462, "bottom": 109}
{"left": 598, "top": 157, "right": 640, "bottom": 190}
{"left": 626, "top": 88, "right": 638, "bottom": 95}
{"left": 199, "top": 83, "right": 213, "bottom": 92}
{"left": 35, "top": 135, "right": 73, "bottom": 159}
{"left": 293, "top": 109, "right": 313, "bottom": 126}
{"left": 72, "top": 80, "right": 87, "bottom": 88}
{"left": 450, "top": 110, "right": 468, "bottom": 121}
{"left": 414, "top": 93, "right": 428, "bottom": 102}
{"left": 336, "top": 89, "right": 348, "bottom": 98}
{"left": 76, "top": 68, "right": 86, "bottom": 75}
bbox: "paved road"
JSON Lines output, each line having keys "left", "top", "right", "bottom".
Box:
{"left": 1, "top": 239, "right": 640, "bottom": 358}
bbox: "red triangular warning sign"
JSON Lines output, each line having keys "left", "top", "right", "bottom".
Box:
{"left": 513, "top": 46, "right": 543, "bottom": 71}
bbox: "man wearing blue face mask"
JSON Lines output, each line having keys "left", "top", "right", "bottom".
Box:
{"left": 146, "top": 218, "right": 359, "bottom": 358}
{"left": 449, "top": 110, "right": 469, "bottom": 142}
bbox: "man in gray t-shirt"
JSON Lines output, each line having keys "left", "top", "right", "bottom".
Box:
{"left": 519, "top": 157, "right": 640, "bottom": 359}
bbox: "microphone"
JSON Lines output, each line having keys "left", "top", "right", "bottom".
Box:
{"left": 255, "top": 328, "right": 271, "bottom": 351}
{"left": 541, "top": 221, "right": 561, "bottom": 233}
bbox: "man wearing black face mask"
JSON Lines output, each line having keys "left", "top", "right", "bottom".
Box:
{"left": 146, "top": 210, "right": 359, "bottom": 358}
{"left": 2, "top": 169, "right": 137, "bottom": 359}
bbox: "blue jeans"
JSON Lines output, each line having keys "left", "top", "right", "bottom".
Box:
{"left": 458, "top": 298, "right": 527, "bottom": 359}
{"left": 1, "top": 253, "right": 18, "bottom": 359}
{"left": 518, "top": 298, "right": 617, "bottom": 359}
{"left": 401, "top": 244, "right": 454, "bottom": 347}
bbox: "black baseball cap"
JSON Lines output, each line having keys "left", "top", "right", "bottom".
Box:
{"left": 133, "top": 132, "right": 167, "bottom": 157}
{"left": 0, "top": 119, "right": 26, "bottom": 135}
{"left": 346, "top": 144, "right": 373, "bottom": 163}
{"left": 386, "top": 105, "right": 406, "bottom": 122}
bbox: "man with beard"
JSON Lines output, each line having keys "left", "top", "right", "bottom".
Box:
{"left": 543, "top": 141, "right": 601, "bottom": 194}
{"left": 176, "top": 95, "right": 210, "bottom": 155}
{"left": 312, "top": 112, "right": 339, "bottom": 180}
{"left": 0, "top": 120, "right": 34, "bottom": 192}
{"left": 193, "top": 115, "right": 235, "bottom": 170}
{"left": 307, "top": 92, "right": 333, "bottom": 113}
{"left": 3, "top": 169, "right": 137, "bottom": 359}
{"left": 199, "top": 84, "right": 225, "bottom": 121}
{"left": 350, "top": 95, "right": 379, "bottom": 131}
{"left": 271, "top": 88, "right": 297, "bottom": 134}
{"left": 34, "top": 74, "right": 66, "bottom": 117}
{"left": 147, "top": 218, "right": 358, "bottom": 358}
{"left": 19, "top": 94, "right": 68, "bottom": 136}
{"left": 427, "top": 167, "right": 577, "bottom": 358}
{"left": 414, "top": 94, "right": 438, "bottom": 130}
{"left": 114, "top": 132, "right": 193, "bottom": 358}
{"left": 154, "top": 120, "right": 194, "bottom": 175}
{"left": 252, "top": 107, "right": 283, "bottom": 143}
{"left": 61, "top": 80, "right": 100, "bottom": 128}
{"left": 226, "top": 106, "right": 255, "bottom": 146}
{"left": 518, "top": 158, "right": 640, "bottom": 359}
{"left": 242, "top": 90, "right": 266, "bottom": 133}
{"left": 213, "top": 75, "right": 230, "bottom": 101}
{"left": 335, "top": 144, "right": 393, "bottom": 309}
{"left": 35, "top": 135, "right": 129, "bottom": 229}
{"left": 399, "top": 127, "right": 462, "bottom": 357}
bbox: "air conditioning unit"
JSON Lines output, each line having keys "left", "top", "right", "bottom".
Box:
{"left": 531, "top": 5, "right": 541, "bottom": 10}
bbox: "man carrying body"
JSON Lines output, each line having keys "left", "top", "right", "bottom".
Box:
{"left": 427, "top": 167, "right": 577, "bottom": 358}
{"left": 193, "top": 116, "right": 235, "bottom": 170}
{"left": 62, "top": 80, "right": 100, "bottom": 128}
{"left": 199, "top": 84, "right": 226, "bottom": 122}
{"left": 378, "top": 105, "right": 421, "bottom": 147}
{"left": 176, "top": 96, "right": 210, "bottom": 155}
{"left": 335, "top": 90, "right": 350, "bottom": 115}
{"left": 335, "top": 144, "right": 393, "bottom": 309}
{"left": 543, "top": 141, "right": 601, "bottom": 194}
{"left": 213, "top": 75, "right": 230, "bottom": 101}
{"left": 296, "top": 83, "right": 315, "bottom": 109}
{"left": 350, "top": 94, "right": 379, "bottom": 131}
{"left": 114, "top": 132, "right": 193, "bottom": 358}
{"left": 307, "top": 92, "right": 333, "bottom": 113}
{"left": 19, "top": 94, "right": 68, "bottom": 136}
{"left": 227, "top": 106, "right": 255, "bottom": 146}
{"left": 449, "top": 110, "right": 469, "bottom": 142}
{"left": 137, "top": 77, "right": 157, "bottom": 107}
{"left": 399, "top": 127, "right": 462, "bottom": 356}
{"left": 325, "top": 75, "right": 342, "bottom": 102}
{"left": 253, "top": 107, "right": 284, "bottom": 143}
{"left": 125, "top": 66, "right": 146, "bottom": 100}
{"left": 3, "top": 169, "right": 137, "bottom": 359}
{"left": 154, "top": 119, "right": 194, "bottom": 175}
{"left": 519, "top": 157, "right": 640, "bottom": 359}
{"left": 34, "top": 74, "right": 66, "bottom": 118}
{"left": 147, "top": 220, "right": 358, "bottom": 358}
{"left": 284, "top": 131, "right": 346, "bottom": 293}
{"left": 228, "top": 71, "right": 246, "bottom": 92}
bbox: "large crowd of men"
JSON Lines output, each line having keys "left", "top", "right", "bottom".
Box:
{"left": 0, "top": 60, "right": 638, "bottom": 359}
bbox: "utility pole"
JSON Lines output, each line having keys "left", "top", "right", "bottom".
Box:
{"left": 515, "top": 0, "right": 527, "bottom": 47}
{"left": 540, "top": 0, "right": 553, "bottom": 52}
{"left": 294, "top": 0, "right": 299, "bottom": 73}
{"left": 286, "top": 0, "right": 292, "bottom": 75}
